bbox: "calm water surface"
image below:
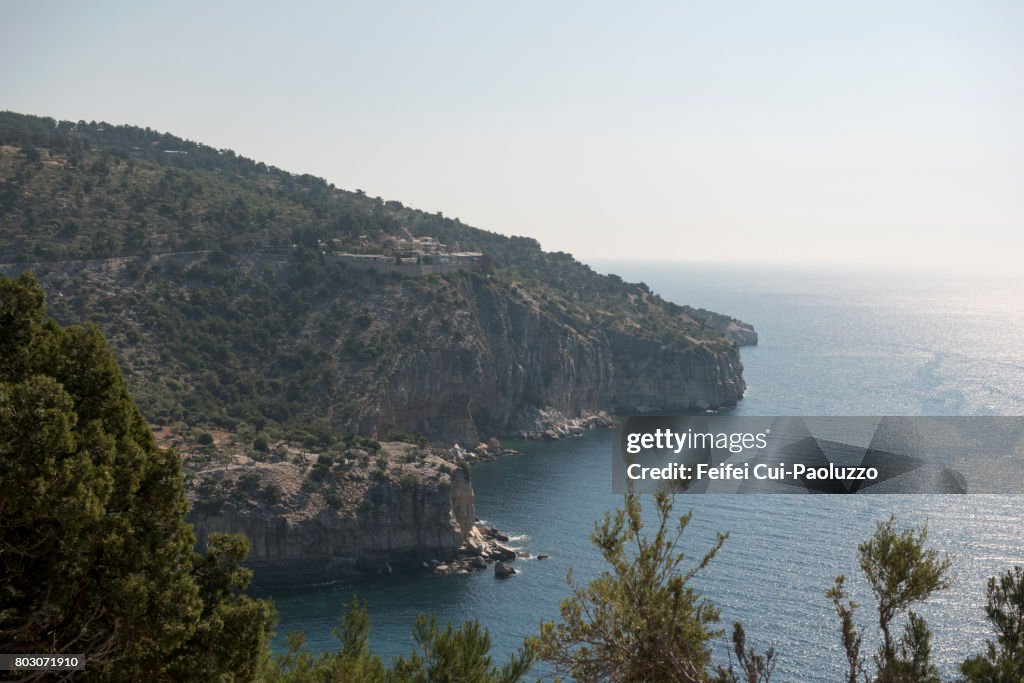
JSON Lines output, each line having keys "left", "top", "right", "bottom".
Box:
{"left": 270, "top": 263, "right": 1024, "bottom": 681}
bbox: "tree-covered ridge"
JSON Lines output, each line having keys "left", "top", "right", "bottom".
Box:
{"left": 0, "top": 110, "right": 361, "bottom": 261}
{"left": 0, "top": 110, "right": 535, "bottom": 263}
{"left": 0, "top": 110, "right": 747, "bottom": 445}
{"left": 0, "top": 110, "right": 743, "bottom": 347}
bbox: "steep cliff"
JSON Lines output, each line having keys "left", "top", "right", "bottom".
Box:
{"left": 185, "top": 442, "right": 474, "bottom": 585}
{"left": 370, "top": 273, "right": 747, "bottom": 444}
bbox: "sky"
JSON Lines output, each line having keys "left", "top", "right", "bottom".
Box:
{"left": 2, "top": 1, "right": 1022, "bottom": 271}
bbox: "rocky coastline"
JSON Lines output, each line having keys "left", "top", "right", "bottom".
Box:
{"left": 181, "top": 437, "right": 558, "bottom": 586}
{"left": 4, "top": 111, "right": 762, "bottom": 590}
{"left": 175, "top": 287, "right": 756, "bottom": 587}
{"left": 181, "top": 394, "right": 748, "bottom": 586}
{"left": 445, "top": 408, "right": 616, "bottom": 464}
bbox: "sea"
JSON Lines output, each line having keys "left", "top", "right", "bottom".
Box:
{"left": 268, "top": 262, "right": 1024, "bottom": 681}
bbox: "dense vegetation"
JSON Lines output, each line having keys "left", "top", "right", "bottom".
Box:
{"left": 0, "top": 110, "right": 742, "bottom": 446}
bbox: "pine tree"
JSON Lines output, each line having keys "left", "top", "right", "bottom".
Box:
{"left": 532, "top": 490, "right": 732, "bottom": 682}
{"left": 827, "top": 516, "right": 951, "bottom": 683}
{"left": 0, "top": 273, "right": 273, "bottom": 679}
{"left": 961, "top": 566, "right": 1024, "bottom": 682}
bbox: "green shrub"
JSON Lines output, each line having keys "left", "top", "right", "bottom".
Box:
{"left": 191, "top": 496, "right": 226, "bottom": 516}
{"left": 261, "top": 483, "right": 283, "bottom": 504}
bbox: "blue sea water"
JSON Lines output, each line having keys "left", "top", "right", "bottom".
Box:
{"left": 269, "top": 263, "right": 1024, "bottom": 681}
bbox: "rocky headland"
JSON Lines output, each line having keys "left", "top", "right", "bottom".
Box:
{"left": 182, "top": 437, "right": 547, "bottom": 585}
{"left": 184, "top": 441, "right": 482, "bottom": 586}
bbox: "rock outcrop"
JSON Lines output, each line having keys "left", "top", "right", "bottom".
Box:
{"left": 430, "top": 524, "right": 531, "bottom": 576}
{"left": 494, "top": 561, "right": 517, "bottom": 578}
{"left": 186, "top": 442, "right": 475, "bottom": 586}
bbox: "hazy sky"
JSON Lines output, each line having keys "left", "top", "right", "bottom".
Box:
{"left": 2, "top": 1, "right": 1022, "bottom": 270}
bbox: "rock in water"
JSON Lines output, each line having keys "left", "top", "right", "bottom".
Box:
{"left": 494, "top": 561, "right": 517, "bottom": 577}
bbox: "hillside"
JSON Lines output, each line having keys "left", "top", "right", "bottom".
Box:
{"left": 0, "top": 111, "right": 754, "bottom": 448}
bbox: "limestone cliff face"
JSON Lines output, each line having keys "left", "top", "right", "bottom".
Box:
{"left": 186, "top": 443, "right": 474, "bottom": 586}
{"left": 365, "top": 276, "right": 748, "bottom": 445}
{"left": 607, "top": 332, "right": 746, "bottom": 412}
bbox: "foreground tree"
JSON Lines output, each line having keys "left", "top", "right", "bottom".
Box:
{"left": 264, "top": 599, "right": 533, "bottom": 682}
{"left": 262, "top": 600, "right": 386, "bottom": 683}
{"left": 961, "top": 566, "right": 1024, "bottom": 682}
{"left": 0, "top": 273, "right": 273, "bottom": 679}
{"left": 169, "top": 533, "right": 276, "bottom": 681}
{"left": 390, "top": 614, "right": 533, "bottom": 683}
{"left": 827, "top": 516, "right": 951, "bottom": 683}
{"left": 532, "top": 489, "right": 772, "bottom": 682}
